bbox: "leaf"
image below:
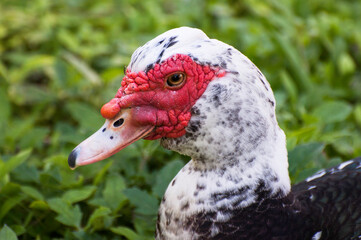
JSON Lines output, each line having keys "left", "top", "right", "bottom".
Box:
{"left": 152, "top": 159, "right": 184, "bottom": 198}
{"left": 312, "top": 101, "right": 353, "bottom": 124}
{"left": 332, "top": 139, "right": 355, "bottom": 156}
{"left": 53, "top": 58, "right": 68, "bottom": 89}
{"left": 44, "top": 154, "right": 69, "bottom": 169}
{"left": 355, "top": 104, "right": 361, "bottom": 128}
{"left": 10, "top": 55, "right": 54, "bottom": 84}
{"left": 11, "top": 164, "right": 39, "bottom": 183}
{"left": 8, "top": 84, "right": 55, "bottom": 105}
{"left": 280, "top": 70, "right": 298, "bottom": 105}
{"left": 0, "top": 225, "right": 18, "bottom": 240}
{"left": 47, "top": 198, "right": 82, "bottom": 229}
{"left": 57, "top": 207, "right": 82, "bottom": 229}
{"left": 111, "top": 226, "right": 142, "bottom": 240}
{"left": 8, "top": 225, "right": 25, "bottom": 236}
{"left": 0, "top": 149, "right": 32, "bottom": 179}
{"left": 272, "top": 33, "right": 312, "bottom": 91}
{"left": 62, "top": 186, "right": 96, "bottom": 204}
{"left": 57, "top": 29, "right": 79, "bottom": 53}
{"left": 4, "top": 117, "right": 35, "bottom": 146}
{"left": 0, "top": 195, "right": 26, "bottom": 222}
{"left": 87, "top": 198, "right": 108, "bottom": 208}
{"left": 62, "top": 51, "right": 102, "bottom": 85}
{"left": 29, "top": 200, "right": 49, "bottom": 210}
{"left": 85, "top": 206, "right": 111, "bottom": 230}
{"left": 132, "top": 214, "right": 156, "bottom": 237}
{"left": 93, "top": 160, "right": 113, "bottom": 185}
{"left": 39, "top": 167, "right": 62, "bottom": 187}
{"left": 0, "top": 87, "right": 10, "bottom": 126}
{"left": 20, "top": 186, "right": 44, "bottom": 200}
{"left": 55, "top": 122, "right": 84, "bottom": 144}
{"left": 19, "top": 127, "right": 49, "bottom": 149}
{"left": 71, "top": 230, "right": 103, "bottom": 240}
{"left": 288, "top": 142, "right": 326, "bottom": 183}
{"left": 338, "top": 53, "right": 355, "bottom": 75}
{"left": 102, "top": 173, "right": 127, "bottom": 210}
{"left": 66, "top": 102, "right": 103, "bottom": 131}
{"left": 289, "top": 142, "right": 325, "bottom": 171}
{"left": 0, "top": 62, "right": 8, "bottom": 81}
{"left": 123, "top": 188, "right": 158, "bottom": 216}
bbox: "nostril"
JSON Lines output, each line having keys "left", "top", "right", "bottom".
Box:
{"left": 113, "top": 118, "right": 124, "bottom": 128}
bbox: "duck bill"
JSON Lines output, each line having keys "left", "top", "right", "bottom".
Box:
{"left": 68, "top": 108, "right": 154, "bottom": 169}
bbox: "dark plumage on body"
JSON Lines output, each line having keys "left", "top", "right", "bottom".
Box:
{"left": 68, "top": 27, "right": 361, "bottom": 239}
{"left": 176, "top": 158, "right": 361, "bottom": 240}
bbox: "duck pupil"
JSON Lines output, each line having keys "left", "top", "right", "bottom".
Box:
{"left": 173, "top": 74, "right": 180, "bottom": 81}
{"left": 168, "top": 73, "right": 183, "bottom": 86}
{"left": 113, "top": 118, "right": 124, "bottom": 128}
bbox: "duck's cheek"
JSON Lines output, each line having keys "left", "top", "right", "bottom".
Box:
{"left": 137, "top": 106, "right": 191, "bottom": 140}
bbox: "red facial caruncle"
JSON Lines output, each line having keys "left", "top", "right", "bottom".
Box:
{"left": 100, "top": 54, "right": 225, "bottom": 139}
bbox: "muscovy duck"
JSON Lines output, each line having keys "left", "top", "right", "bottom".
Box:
{"left": 68, "top": 27, "right": 361, "bottom": 239}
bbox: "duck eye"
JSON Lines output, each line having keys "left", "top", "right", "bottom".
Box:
{"left": 166, "top": 72, "right": 186, "bottom": 88}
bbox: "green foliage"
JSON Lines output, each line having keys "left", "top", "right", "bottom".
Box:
{"left": 0, "top": 225, "right": 18, "bottom": 240}
{"left": 0, "top": 0, "right": 360, "bottom": 238}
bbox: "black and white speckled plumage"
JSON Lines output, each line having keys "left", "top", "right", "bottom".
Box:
{"left": 126, "top": 27, "right": 361, "bottom": 239}
{"left": 157, "top": 158, "right": 361, "bottom": 240}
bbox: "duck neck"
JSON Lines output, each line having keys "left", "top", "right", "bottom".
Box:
{"left": 168, "top": 136, "right": 290, "bottom": 211}
{"left": 158, "top": 117, "right": 290, "bottom": 239}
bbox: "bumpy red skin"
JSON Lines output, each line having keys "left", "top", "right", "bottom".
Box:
{"left": 100, "top": 54, "right": 225, "bottom": 140}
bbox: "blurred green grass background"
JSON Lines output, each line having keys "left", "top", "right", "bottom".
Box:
{"left": 0, "top": 0, "right": 361, "bottom": 239}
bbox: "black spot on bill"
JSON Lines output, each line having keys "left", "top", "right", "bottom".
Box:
{"left": 68, "top": 149, "right": 78, "bottom": 168}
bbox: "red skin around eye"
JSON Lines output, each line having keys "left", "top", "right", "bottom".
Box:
{"left": 100, "top": 54, "right": 223, "bottom": 139}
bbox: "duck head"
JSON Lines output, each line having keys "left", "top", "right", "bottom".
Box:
{"left": 68, "top": 27, "right": 290, "bottom": 196}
